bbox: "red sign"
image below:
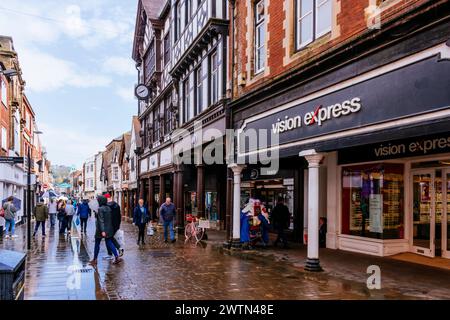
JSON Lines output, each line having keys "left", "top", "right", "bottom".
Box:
{"left": 43, "top": 184, "right": 49, "bottom": 189}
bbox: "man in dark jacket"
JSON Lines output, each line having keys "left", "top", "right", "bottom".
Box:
{"left": 272, "top": 197, "right": 290, "bottom": 249}
{"left": 106, "top": 194, "right": 124, "bottom": 257}
{"left": 133, "top": 198, "right": 149, "bottom": 246}
{"left": 89, "top": 196, "right": 122, "bottom": 266}
{"left": 77, "top": 199, "right": 91, "bottom": 233}
{"left": 160, "top": 197, "right": 176, "bottom": 243}
{"left": 33, "top": 198, "right": 48, "bottom": 237}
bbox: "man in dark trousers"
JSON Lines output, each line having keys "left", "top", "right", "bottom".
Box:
{"left": 133, "top": 198, "right": 149, "bottom": 246}
{"left": 160, "top": 197, "right": 176, "bottom": 243}
{"left": 272, "top": 197, "right": 291, "bottom": 249}
{"left": 105, "top": 194, "right": 124, "bottom": 257}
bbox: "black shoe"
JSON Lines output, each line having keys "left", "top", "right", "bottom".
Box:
{"left": 141, "top": 242, "right": 145, "bottom": 245}
{"left": 171, "top": 239, "right": 176, "bottom": 243}
{"left": 137, "top": 240, "right": 140, "bottom": 245}
{"left": 164, "top": 240, "right": 168, "bottom": 243}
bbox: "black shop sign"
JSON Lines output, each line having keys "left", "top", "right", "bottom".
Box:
{"left": 338, "top": 134, "right": 450, "bottom": 165}
{"left": 238, "top": 54, "right": 450, "bottom": 154}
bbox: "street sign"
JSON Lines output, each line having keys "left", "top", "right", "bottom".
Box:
{"left": 0, "top": 156, "right": 24, "bottom": 164}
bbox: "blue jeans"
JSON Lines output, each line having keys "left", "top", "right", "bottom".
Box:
{"left": 94, "top": 237, "right": 117, "bottom": 260}
{"left": 49, "top": 213, "right": 56, "bottom": 227}
{"left": 163, "top": 220, "right": 175, "bottom": 241}
{"left": 4, "top": 219, "right": 15, "bottom": 236}
{"left": 34, "top": 221, "right": 46, "bottom": 236}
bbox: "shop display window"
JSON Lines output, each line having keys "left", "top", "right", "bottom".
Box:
{"left": 342, "top": 163, "right": 404, "bottom": 239}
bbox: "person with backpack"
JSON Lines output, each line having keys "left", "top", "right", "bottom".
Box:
{"left": 105, "top": 194, "right": 124, "bottom": 257}
{"left": 159, "top": 197, "right": 176, "bottom": 243}
{"left": 65, "top": 200, "right": 75, "bottom": 235}
{"left": 2, "top": 196, "right": 18, "bottom": 239}
{"left": 57, "top": 200, "right": 67, "bottom": 234}
{"left": 89, "top": 195, "right": 122, "bottom": 266}
{"left": 33, "top": 198, "right": 49, "bottom": 237}
{"left": 77, "top": 199, "right": 91, "bottom": 233}
{"left": 133, "top": 198, "right": 149, "bottom": 246}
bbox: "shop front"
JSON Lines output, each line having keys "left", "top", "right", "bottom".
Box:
{"left": 232, "top": 38, "right": 450, "bottom": 265}
{"left": 338, "top": 134, "right": 450, "bottom": 259}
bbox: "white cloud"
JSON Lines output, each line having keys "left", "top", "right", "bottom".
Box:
{"left": 116, "top": 86, "right": 136, "bottom": 103}
{"left": 39, "top": 122, "right": 111, "bottom": 167}
{"left": 103, "top": 56, "right": 136, "bottom": 76}
{"left": 20, "top": 49, "right": 112, "bottom": 92}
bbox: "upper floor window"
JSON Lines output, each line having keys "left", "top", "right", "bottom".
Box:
{"left": 186, "top": 0, "right": 193, "bottom": 26}
{"left": 113, "top": 167, "right": 119, "bottom": 181}
{"left": 1, "top": 127, "right": 7, "bottom": 151}
{"left": 195, "top": 66, "right": 203, "bottom": 114}
{"left": 153, "top": 108, "right": 161, "bottom": 142}
{"left": 164, "top": 94, "right": 174, "bottom": 134}
{"left": 183, "top": 78, "right": 191, "bottom": 123}
{"left": 144, "top": 21, "right": 152, "bottom": 49}
{"left": 131, "top": 157, "right": 135, "bottom": 172}
{"left": 210, "top": 51, "right": 219, "bottom": 105}
{"left": 175, "top": 1, "right": 182, "bottom": 41}
{"left": 164, "top": 32, "right": 171, "bottom": 65}
{"left": 295, "top": 0, "right": 332, "bottom": 50}
{"left": 144, "top": 40, "right": 156, "bottom": 84}
{"left": 0, "top": 78, "right": 7, "bottom": 107}
{"left": 254, "top": 0, "right": 266, "bottom": 74}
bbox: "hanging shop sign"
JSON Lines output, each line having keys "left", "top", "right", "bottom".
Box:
{"left": 238, "top": 54, "right": 450, "bottom": 154}
{"left": 338, "top": 133, "right": 450, "bottom": 164}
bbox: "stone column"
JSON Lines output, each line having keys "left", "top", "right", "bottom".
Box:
{"left": 299, "top": 149, "right": 324, "bottom": 272}
{"left": 196, "top": 164, "right": 205, "bottom": 218}
{"left": 159, "top": 175, "right": 165, "bottom": 218}
{"left": 229, "top": 164, "right": 245, "bottom": 246}
{"left": 174, "top": 165, "right": 184, "bottom": 229}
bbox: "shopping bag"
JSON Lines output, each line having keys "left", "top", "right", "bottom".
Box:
{"left": 116, "top": 229, "right": 125, "bottom": 247}
{"left": 75, "top": 216, "right": 80, "bottom": 226}
{"left": 147, "top": 224, "right": 154, "bottom": 236}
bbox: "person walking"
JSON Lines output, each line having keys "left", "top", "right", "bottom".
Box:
{"left": 48, "top": 197, "right": 57, "bottom": 228}
{"left": 272, "top": 197, "right": 291, "bottom": 249}
{"left": 106, "top": 194, "right": 124, "bottom": 257}
{"left": 77, "top": 199, "right": 91, "bottom": 233}
{"left": 133, "top": 199, "right": 149, "bottom": 246}
{"left": 3, "top": 196, "right": 18, "bottom": 239}
{"left": 89, "top": 195, "right": 122, "bottom": 266}
{"left": 33, "top": 198, "right": 48, "bottom": 237}
{"left": 65, "top": 200, "right": 75, "bottom": 235}
{"left": 159, "top": 197, "right": 176, "bottom": 243}
{"left": 57, "top": 200, "right": 67, "bottom": 234}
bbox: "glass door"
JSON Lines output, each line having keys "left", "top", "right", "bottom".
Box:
{"left": 412, "top": 170, "right": 435, "bottom": 257}
{"left": 443, "top": 170, "right": 450, "bottom": 259}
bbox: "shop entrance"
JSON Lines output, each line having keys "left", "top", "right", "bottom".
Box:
{"left": 411, "top": 168, "right": 450, "bottom": 258}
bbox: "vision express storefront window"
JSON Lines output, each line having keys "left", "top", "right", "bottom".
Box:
{"left": 342, "top": 163, "right": 404, "bottom": 240}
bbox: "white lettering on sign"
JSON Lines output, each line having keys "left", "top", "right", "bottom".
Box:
{"left": 374, "top": 137, "right": 450, "bottom": 157}
{"left": 272, "top": 97, "right": 362, "bottom": 134}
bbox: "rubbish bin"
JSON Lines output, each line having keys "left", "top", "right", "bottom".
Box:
{"left": 0, "top": 249, "right": 26, "bottom": 300}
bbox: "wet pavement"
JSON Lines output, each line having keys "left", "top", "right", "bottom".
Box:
{"left": 0, "top": 222, "right": 107, "bottom": 300}
{"left": 2, "top": 218, "right": 449, "bottom": 300}
{"left": 82, "top": 219, "right": 450, "bottom": 300}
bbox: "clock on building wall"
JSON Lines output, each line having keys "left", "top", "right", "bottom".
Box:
{"left": 135, "top": 84, "right": 150, "bottom": 100}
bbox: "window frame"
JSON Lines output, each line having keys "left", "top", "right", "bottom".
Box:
{"left": 183, "top": 77, "right": 191, "bottom": 123}
{"left": 254, "top": 0, "right": 266, "bottom": 75}
{"left": 295, "top": 0, "right": 332, "bottom": 51}
{"left": 195, "top": 65, "right": 203, "bottom": 114}
{"left": 0, "top": 77, "right": 7, "bottom": 107}
{"left": 164, "top": 94, "right": 173, "bottom": 134}
{"left": 210, "top": 51, "right": 219, "bottom": 105}
{"left": 163, "top": 32, "right": 171, "bottom": 66}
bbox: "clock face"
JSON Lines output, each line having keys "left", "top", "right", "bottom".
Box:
{"left": 135, "top": 85, "right": 149, "bottom": 99}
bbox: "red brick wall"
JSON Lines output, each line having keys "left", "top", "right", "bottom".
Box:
{"left": 232, "top": 0, "right": 441, "bottom": 99}
{"left": 0, "top": 75, "right": 10, "bottom": 156}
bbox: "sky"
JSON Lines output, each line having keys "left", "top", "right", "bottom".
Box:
{"left": 0, "top": 0, "right": 139, "bottom": 168}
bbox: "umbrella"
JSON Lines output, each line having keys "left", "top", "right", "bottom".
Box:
{"left": 41, "top": 190, "right": 59, "bottom": 199}
{"left": 2, "top": 197, "right": 22, "bottom": 211}
{"left": 58, "top": 196, "right": 69, "bottom": 201}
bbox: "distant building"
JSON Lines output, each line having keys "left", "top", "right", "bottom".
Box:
{"left": 82, "top": 155, "right": 96, "bottom": 199}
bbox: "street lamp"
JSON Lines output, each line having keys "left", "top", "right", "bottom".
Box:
{"left": 26, "top": 130, "right": 43, "bottom": 250}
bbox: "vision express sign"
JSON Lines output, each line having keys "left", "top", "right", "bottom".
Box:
{"left": 238, "top": 54, "right": 450, "bottom": 154}
{"left": 338, "top": 134, "right": 450, "bottom": 164}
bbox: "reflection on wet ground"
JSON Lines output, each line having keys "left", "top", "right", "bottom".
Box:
{"left": 83, "top": 221, "right": 427, "bottom": 300}
{"left": 0, "top": 223, "right": 107, "bottom": 300}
